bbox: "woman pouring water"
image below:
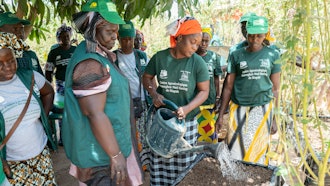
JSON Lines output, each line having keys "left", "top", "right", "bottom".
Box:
{"left": 142, "top": 16, "right": 210, "bottom": 185}
{"left": 216, "top": 16, "right": 281, "bottom": 166}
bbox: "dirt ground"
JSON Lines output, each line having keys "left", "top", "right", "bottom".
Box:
{"left": 178, "top": 157, "right": 274, "bottom": 186}
{"left": 51, "top": 147, "right": 79, "bottom": 186}
{"left": 51, "top": 146, "right": 151, "bottom": 186}
{"left": 52, "top": 118, "right": 330, "bottom": 186}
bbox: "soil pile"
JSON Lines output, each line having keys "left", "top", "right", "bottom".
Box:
{"left": 178, "top": 157, "right": 274, "bottom": 186}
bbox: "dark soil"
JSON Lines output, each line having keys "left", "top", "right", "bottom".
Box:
{"left": 178, "top": 157, "right": 274, "bottom": 186}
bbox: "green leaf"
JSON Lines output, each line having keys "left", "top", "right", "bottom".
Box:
{"left": 45, "top": 6, "right": 50, "bottom": 24}
{"left": 276, "top": 165, "right": 289, "bottom": 176}
{"left": 178, "top": 4, "right": 184, "bottom": 18}
{"left": 301, "top": 118, "right": 311, "bottom": 124}
{"left": 304, "top": 82, "right": 313, "bottom": 92}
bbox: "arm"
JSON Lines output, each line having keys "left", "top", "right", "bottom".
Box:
{"left": 39, "top": 80, "right": 54, "bottom": 116}
{"left": 45, "top": 51, "right": 54, "bottom": 82}
{"left": 270, "top": 72, "right": 281, "bottom": 134}
{"left": 214, "top": 75, "right": 220, "bottom": 98}
{"left": 142, "top": 73, "right": 164, "bottom": 108}
{"left": 214, "top": 75, "right": 221, "bottom": 110}
{"left": 73, "top": 58, "right": 127, "bottom": 184}
{"left": 78, "top": 92, "right": 127, "bottom": 182}
{"left": 215, "top": 73, "right": 236, "bottom": 132}
{"left": 45, "top": 71, "right": 53, "bottom": 83}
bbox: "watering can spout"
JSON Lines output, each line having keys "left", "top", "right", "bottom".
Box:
{"left": 175, "top": 142, "right": 224, "bottom": 158}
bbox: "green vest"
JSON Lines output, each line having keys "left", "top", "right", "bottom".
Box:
{"left": 62, "top": 41, "right": 132, "bottom": 168}
{"left": 0, "top": 69, "right": 57, "bottom": 160}
{"left": 0, "top": 159, "right": 4, "bottom": 184}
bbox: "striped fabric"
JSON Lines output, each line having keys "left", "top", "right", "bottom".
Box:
{"left": 226, "top": 101, "right": 273, "bottom": 165}
{"left": 148, "top": 119, "right": 198, "bottom": 185}
{"left": 136, "top": 102, "right": 150, "bottom": 170}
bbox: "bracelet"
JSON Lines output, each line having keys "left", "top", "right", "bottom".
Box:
{"left": 216, "top": 97, "right": 221, "bottom": 100}
{"left": 111, "top": 151, "right": 122, "bottom": 159}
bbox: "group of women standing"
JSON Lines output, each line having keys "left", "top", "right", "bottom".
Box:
{"left": 0, "top": 0, "right": 281, "bottom": 185}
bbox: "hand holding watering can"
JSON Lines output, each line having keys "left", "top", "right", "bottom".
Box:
{"left": 146, "top": 99, "right": 223, "bottom": 158}
{"left": 151, "top": 93, "right": 186, "bottom": 120}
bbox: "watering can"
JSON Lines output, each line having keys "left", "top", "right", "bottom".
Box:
{"left": 146, "top": 99, "right": 223, "bottom": 158}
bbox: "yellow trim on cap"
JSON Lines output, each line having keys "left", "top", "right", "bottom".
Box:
{"left": 90, "top": 2, "right": 97, "bottom": 8}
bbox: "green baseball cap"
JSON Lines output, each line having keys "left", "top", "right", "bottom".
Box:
{"left": 118, "top": 20, "right": 135, "bottom": 38}
{"left": 82, "top": 0, "right": 125, "bottom": 24}
{"left": 239, "top": 12, "right": 257, "bottom": 23}
{"left": 246, "top": 16, "right": 269, "bottom": 34}
{"left": 0, "top": 12, "right": 30, "bottom": 27}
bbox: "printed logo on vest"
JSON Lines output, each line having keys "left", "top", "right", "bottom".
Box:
{"left": 140, "top": 59, "right": 146, "bottom": 65}
{"left": 260, "top": 59, "right": 270, "bottom": 68}
{"left": 160, "top": 70, "right": 168, "bottom": 79}
{"left": 240, "top": 61, "right": 248, "bottom": 69}
{"left": 179, "top": 71, "right": 190, "bottom": 82}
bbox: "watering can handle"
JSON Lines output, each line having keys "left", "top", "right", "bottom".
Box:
{"left": 163, "top": 99, "right": 179, "bottom": 111}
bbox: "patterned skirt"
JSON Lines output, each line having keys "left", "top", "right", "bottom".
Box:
{"left": 136, "top": 101, "right": 150, "bottom": 169}
{"left": 148, "top": 118, "right": 198, "bottom": 186}
{"left": 7, "top": 147, "right": 57, "bottom": 186}
{"left": 226, "top": 101, "right": 273, "bottom": 165}
{"left": 197, "top": 104, "right": 218, "bottom": 144}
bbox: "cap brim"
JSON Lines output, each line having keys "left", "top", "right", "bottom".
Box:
{"left": 239, "top": 18, "right": 249, "bottom": 23}
{"left": 247, "top": 27, "right": 268, "bottom": 34}
{"left": 1, "top": 18, "right": 31, "bottom": 26}
{"left": 101, "top": 12, "right": 125, "bottom": 24}
{"left": 20, "top": 19, "right": 30, "bottom": 25}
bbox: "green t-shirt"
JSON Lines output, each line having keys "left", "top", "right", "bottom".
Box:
{"left": 229, "top": 40, "right": 248, "bottom": 55}
{"left": 201, "top": 50, "right": 224, "bottom": 105}
{"left": 228, "top": 46, "right": 281, "bottom": 106}
{"left": 145, "top": 48, "right": 209, "bottom": 120}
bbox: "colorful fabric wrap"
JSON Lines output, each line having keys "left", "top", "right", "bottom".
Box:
{"left": 226, "top": 101, "right": 273, "bottom": 165}
{"left": 167, "top": 17, "right": 202, "bottom": 47}
{"left": 202, "top": 27, "right": 213, "bottom": 39}
{"left": 7, "top": 147, "right": 56, "bottom": 185}
{"left": 56, "top": 23, "right": 73, "bottom": 43}
{"left": 197, "top": 105, "right": 218, "bottom": 144}
{"left": 266, "top": 29, "right": 276, "bottom": 42}
{"left": 0, "top": 32, "right": 28, "bottom": 58}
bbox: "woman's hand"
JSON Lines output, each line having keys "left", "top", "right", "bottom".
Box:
{"left": 214, "top": 98, "right": 221, "bottom": 113}
{"left": 270, "top": 118, "right": 278, "bottom": 134}
{"left": 176, "top": 106, "right": 187, "bottom": 120}
{"left": 152, "top": 93, "right": 165, "bottom": 108}
{"left": 110, "top": 154, "right": 128, "bottom": 185}
{"left": 215, "top": 116, "right": 228, "bottom": 140}
{"left": 215, "top": 116, "right": 223, "bottom": 133}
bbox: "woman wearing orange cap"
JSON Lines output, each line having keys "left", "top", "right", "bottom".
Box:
{"left": 142, "top": 16, "right": 209, "bottom": 185}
